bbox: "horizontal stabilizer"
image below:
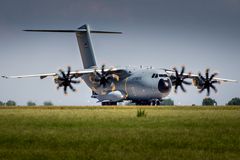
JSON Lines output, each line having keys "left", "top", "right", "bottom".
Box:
{"left": 23, "top": 30, "right": 122, "bottom": 34}
{"left": 91, "top": 30, "right": 122, "bottom": 34}
{"left": 24, "top": 30, "right": 77, "bottom": 32}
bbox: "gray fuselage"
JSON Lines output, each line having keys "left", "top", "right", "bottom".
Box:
{"left": 82, "top": 68, "right": 172, "bottom": 102}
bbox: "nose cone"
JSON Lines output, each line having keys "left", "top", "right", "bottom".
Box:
{"left": 158, "top": 78, "right": 171, "bottom": 93}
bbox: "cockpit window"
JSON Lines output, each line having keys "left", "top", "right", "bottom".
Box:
{"left": 152, "top": 73, "right": 168, "bottom": 78}
{"left": 152, "top": 74, "right": 158, "bottom": 78}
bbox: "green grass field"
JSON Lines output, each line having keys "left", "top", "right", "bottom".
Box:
{"left": 0, "top": 106, "right": 239, "bottom": 160}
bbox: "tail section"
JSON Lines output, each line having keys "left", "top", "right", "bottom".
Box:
{"left": 76, "top": 24, "right": 96, "bottom": 69}
{"left": 24, "top": 24, "right": 122, "bottom": 69}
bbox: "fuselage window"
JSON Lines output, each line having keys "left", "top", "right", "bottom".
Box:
{"left": 132, "top": 77, "right": 142, "bottom": 81}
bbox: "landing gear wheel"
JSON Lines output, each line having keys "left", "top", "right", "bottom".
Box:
{"left": 101, "top": 102, "right": 117, "bottom": 106}
{"left": 135, "top": 100, "right": 151, "bottom": 106}
{"left": 150, "top": 99, "right": 161, "bottom": 106}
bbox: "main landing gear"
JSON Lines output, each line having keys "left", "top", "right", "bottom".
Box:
{"left": 101, "top": 102, "right": 117, "bottom": 106}
{"left": 134, "top": 99, "right": 161, "bottom": 106}
{"left": 101, "top": 99, "right": 162, "bottom": 106}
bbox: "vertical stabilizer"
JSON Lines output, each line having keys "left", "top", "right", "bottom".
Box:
{"left": 76, "top": 24, "right": 97, "bottom": 69}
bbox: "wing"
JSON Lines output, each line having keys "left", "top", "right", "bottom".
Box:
{"left": 1, "top": 73, "right": 57, "bottom": 79}
{"left": 1, "top": 68, "right": 128, "bottom": 80}
{"left": 163, "top": 69, "right": 238, "bottom": 83}
{"left": 162, "top": 67, "right": 237, "bottom": 95}
{"left": 187, "top": 73, "right": 237, "bottom": 83}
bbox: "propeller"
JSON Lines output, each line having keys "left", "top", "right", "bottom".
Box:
{"left": 171, "top": 66, "right": 192, "bottom": 93}
{"left": 198, "top": 69, "right": 219, "bottom": 96}
{"left": 56, "top": 66, "right": 81, "bottom": 94}
{"left": 90, "top": 64, "right": 119, "bottom": 91}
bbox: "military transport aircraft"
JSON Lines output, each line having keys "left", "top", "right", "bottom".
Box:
{"left": 1, "top": 24, "right": 238, "bottom": 105}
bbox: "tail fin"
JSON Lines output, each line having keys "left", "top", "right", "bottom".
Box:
{"left": 76, "top": 24, "right": 96, "bottom": 69}
{"left": 24, "top": 24, "right": 122, "bottom": 69}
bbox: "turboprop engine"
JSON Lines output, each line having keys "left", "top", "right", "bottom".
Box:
{"left": 193, "top": 69, "right": 219, "bottom": 96}
{"left": 89, "top": 65, "right": 119, "bottom": 95}
{"left": 53, "top": 66, "right": 81, "bottom": 94}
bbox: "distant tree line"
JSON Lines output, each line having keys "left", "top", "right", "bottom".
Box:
{"left": 0, "top": 97, "right": 240, "bottom": 106}
{"left": 202, "top": 97, "right": 240, "bottom": 106}
{"left": 226, "top": 97, "right": 240, "bottom": 105}
{"left": 0, "top": 100, "right": 16, "bottom": 106}
{"left": 161, "top": 99, "right": 174, "bottom": 105}
{"left": 202, "top": 98, "right": 217, "bottom": 106}
{"left": 0, "top": 100, "right": 54, "bottom": 106}
{"left": 161, "top": 97, "right": 240, "bottom": 106}
{"left": 27, "top": 101, "right": 36, "bottom": 106}
{"left": 43, "top": 101, "right": 53, "bottom": 106}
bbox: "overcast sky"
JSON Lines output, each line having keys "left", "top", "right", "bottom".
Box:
{"left": 0, "top": 0, "right": 239, "bottom": 105}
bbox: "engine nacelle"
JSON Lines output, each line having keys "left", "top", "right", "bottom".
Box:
{"left": 53, "top": 76, "right": 62, "bottom": 85}
{"left": 192, "top": 77, "right": 204, "bottom": 89}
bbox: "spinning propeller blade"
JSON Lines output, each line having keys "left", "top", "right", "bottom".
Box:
{"left": 198, "top": 69, "right": 219, "bottom": 96}
{"left": 56, "top": 66, "right": 80, "bottom": 94}
{"left": 171, "top": 66, "right": 191, "bottom": 93}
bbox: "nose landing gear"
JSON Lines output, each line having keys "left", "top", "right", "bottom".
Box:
{"left": 150, "top": 99, "right": 161, "bottom": 106}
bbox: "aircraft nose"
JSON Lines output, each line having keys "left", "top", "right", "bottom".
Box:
{"left": 158, "top": 78, "right": 171, "bottom": 93}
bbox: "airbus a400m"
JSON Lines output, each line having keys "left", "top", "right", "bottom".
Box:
{"left": 2, "top": 24, "right": 237, "bottom": 105}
